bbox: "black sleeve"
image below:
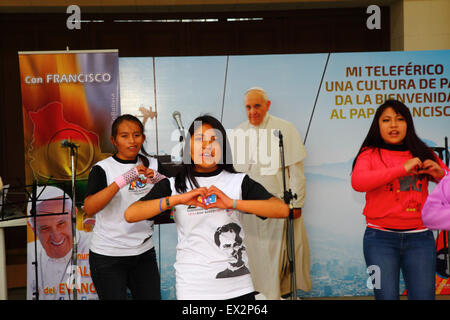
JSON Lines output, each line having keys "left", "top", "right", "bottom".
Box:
{"left": 139, "top": 178, "right": 172, "bottom": 201}
{"left": 156, "top": 160, "right": 173, "bottom": 178}
{"left": 139, "top": 178, "right": 174, "bottom": 224}
{"left": 85, "top": 165, "right": 107, "bottom": 197}
{"left": 241, "top": 175, "right": 274, "bottom": 201}
{"left": 241, "top": 175, "right": 274, "bottom": 220}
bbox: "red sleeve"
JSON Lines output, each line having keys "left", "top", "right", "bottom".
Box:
{"left": 351, "top": 149, "right": 407, "bottom": 192}
{"left": 431, "top": 156, "right": 449, "bottom": 183}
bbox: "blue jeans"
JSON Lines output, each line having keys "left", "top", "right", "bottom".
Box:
{"left": 89, "top": 248, "right": 161, "bottom": 300}
{"left": 363, "top": 227, "right": 436, "bottom": 300}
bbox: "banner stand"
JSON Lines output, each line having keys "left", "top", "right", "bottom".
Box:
{"left": 30, "top": 182, "right": 39, "bottom": 300}
{"left": 66, "top": 140, "right": 79, "bottom": 301}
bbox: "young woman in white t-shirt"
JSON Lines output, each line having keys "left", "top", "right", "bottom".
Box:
{"left": 125, "top": 115, "right": 288, "bottom": 300}
{"left": 84, "top": 114, "right": 168, "bottom": 300}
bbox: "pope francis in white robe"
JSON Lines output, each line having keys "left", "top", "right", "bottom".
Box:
{"left": 232, "top": 88, "right": 311, "bottom": 299}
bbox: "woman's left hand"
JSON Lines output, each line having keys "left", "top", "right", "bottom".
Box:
{"left": 205, "top": 185, "right": 233, "bottom": 210}
{"left": 136, "top": 164, "right": 155, "bottom": 182}
{"left": 144, "top": 168, "right": 155, "bottom": 179}
{"left": 420, "top": 159, "right": 445, "bottom": 180}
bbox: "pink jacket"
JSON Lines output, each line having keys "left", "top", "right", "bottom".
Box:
{"left": 422, "top": 172, "right": 450, "bottom": 230}
{"left": 351, "top": 147, "right": 447, "bottom": 230}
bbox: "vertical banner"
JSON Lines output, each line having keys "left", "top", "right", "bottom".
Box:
{"left": 19, "top": 50, "right": 120, "bottom": 300}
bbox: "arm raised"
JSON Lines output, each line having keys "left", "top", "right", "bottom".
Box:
{"left": 125, "top": 187, "right": 208, "bottom": 223}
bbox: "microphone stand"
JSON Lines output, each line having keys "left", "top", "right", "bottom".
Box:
{"left": 277, "top": 130, "right": 298, "bottom": 300}
{"left": 173, "top": 112, "right": 185, "bottom": 162}
{"left": 179, "top": 129, "right": 184, "bottom": 160}
{"left": 65, "top": 142, "right": 79, "bottom": 300}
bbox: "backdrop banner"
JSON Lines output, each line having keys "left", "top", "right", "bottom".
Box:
{"left": 119, "top": 50, "right": 449, "bottom": 299}
{"left": 17, "top": 49, "right": 448, "bottom": 300}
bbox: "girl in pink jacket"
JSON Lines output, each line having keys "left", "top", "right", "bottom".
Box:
{"left": 351, "top": 99, "right": 447, "bottom": 300}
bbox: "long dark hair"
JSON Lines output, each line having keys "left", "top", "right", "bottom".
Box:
{"left": 175, "top": 115, "right": 237, "bottom": 193}
{"left": 111, "top": 114, "right": 150, "bottom": 167}
{"left": 351, "top": 99, "right": 436, "bottom": 171}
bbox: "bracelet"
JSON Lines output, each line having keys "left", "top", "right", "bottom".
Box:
{"left": 115, "top": 167, "right": 139, "bottom": 189}
{"left": 159, "top": 197, "right": 171, "bottom": 212}
{"left": 232, "top": 200, "right": 237, "bottom": 209}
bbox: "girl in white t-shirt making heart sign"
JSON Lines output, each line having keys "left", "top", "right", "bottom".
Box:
{"left": 84, "top": 114, "right": 169, "bottom": 300}
{"left": 125, "top": 115, "right": 288, "bottom": 300}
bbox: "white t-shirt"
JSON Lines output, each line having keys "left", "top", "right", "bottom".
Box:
{"left": 141, "top": 168, "right": 273, "bottom": 299}
{"left": 86, "top": 155, "right": 158, "bottom": 256}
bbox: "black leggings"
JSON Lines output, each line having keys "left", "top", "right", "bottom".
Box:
{"left": 89, "top": 247, "right": 161, "bottom": 300}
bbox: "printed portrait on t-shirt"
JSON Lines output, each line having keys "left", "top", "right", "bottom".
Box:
{"left": 214, "top": 222, "right": 250, "bottom": 279}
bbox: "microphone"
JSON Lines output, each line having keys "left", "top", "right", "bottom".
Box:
{"left": 273, "top": 130, "right": 283, "bottom": 147}
{"left": 172, "top": 111, "right": 184, "bottom": 131}
{"left": 61, "top": 139, "right": 79, "bottom": 149}
{"left": 273, "top": 129, "right": 282, "bottom": 139}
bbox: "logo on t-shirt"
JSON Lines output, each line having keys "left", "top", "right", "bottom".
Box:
{"left": 186, "top": 205, "right": 217, "bottom": 216}
{"left": 398, "top": 175, "right": 422, "bottom": 192}
{"left": 128, "top": 174, "right": 149, "bottom": 193}
{"left": 397, "top": 175, "right": 423, "bottom": 213}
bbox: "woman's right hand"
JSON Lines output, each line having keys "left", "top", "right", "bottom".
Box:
{"left": 404, "top": 157, "right": 422, "bottom": 174}
{"left": 176, "top": 187, "right": 209, "bottom": 209}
